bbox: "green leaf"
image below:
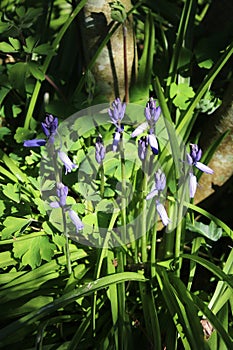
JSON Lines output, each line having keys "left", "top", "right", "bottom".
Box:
{"left": 14, "top": 127, "right": 35, "bottom": 143}
{"left": 2, "top": 183, "right": 21, "bottom": 203}
{"left": 8, "top": 62, "right": 28, "bottom": 95}
{"left": 0, "top": 42, "right": 17, "bottom": 53}
{"left": 0, "top": 272, "right": 147, "bottom": 345}
{"left": 8, "top": 37, "right": 21, "bottom": 51}
{"left": 13, "top": 236, "right": 56, "bottom": 269}
{"left": 2, "top": 217, "right": 31, "bottom": 240}
{"left": 0, "top": 251, "right": 17, "bottom": 269}
{"left": 28, "top": 61, "right": 45, "bottom": 80}
{"left": 33, "top": 43, "right": 55, "bottom": 56}
{"left": 186, "top": 220, "right": 222, "bottom": 241}
{"left": 0, "top": 127, "right": 11, "bottom": 140}
{"left": 170, "top": 82, "right": 195, "bottom": 110}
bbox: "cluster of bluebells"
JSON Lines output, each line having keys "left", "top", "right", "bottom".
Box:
{"left": 187, "top": 143, "right": 214, "bottom": 198}
{"left": 24, "top": 114, "right": 83, "bottom": 233}
{"left": 108, "top": 97, "right": 126, "bottom": 152}
{"left": 132, "top": 97, "right": 161, "bottom": 158}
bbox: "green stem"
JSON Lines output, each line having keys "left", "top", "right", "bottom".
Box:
{"left": 150, "top": 212, "right": 158, "bottom": 279}
{"left": 119, "top": 137, "right": 127, "bottom": 248}
{"left": 100, "top": 163, "right": 105, "bottom": 197}
{"left": 24, "top": 0, "right": 87, "bottom": 129}
{"left": 141, "top": 160, "right": 148, "bottom": 263}
{"left": 50, "top": 145, "right": 71, "bottom": 275}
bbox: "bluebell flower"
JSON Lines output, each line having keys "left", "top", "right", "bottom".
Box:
{"left": 95, "top": 135, "right": 106, "bottom": 164}
{"left": 24, "top": 114, "right": 58, "bottom": 147}
{"left": 58, "top": 150, "right": 77, "bottom": 175}
{"left": 50, "top": 182, "right": 69, "bottom": 208}
{"left": 108, "top": 98, "right": 126, "bottom": 151}
{"left": 138, "top": 136, "right": 148, "bottom": 161}
{"left": 146, "top": 169, "right": 170, "bottom": 226}
{"left": 131, "top": 98, "right": 161, "bottom": 155}
{"left": 41, "top": 114, "right": 58, "bottom": 143}
{"left": 24, "top": 139, "right": 47, "bottom": 147}
{"left": 187, "top": 144, "right": 214, "bottom": 198}
{"left": 68, "top": 209, "right": 84, "bottom": 232}
{"left": 50, "top": 182, "right": 84, "bottom": 232}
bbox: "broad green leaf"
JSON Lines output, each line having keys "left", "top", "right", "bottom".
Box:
{"left": 170, "top": 82, "right": 195, "bottom": 110}
{"left": 14, "top": 127, "right": 35, "bottom": 143}
{"left": 13, "top": 236, "right": 56, "bottom": 269}
{"left": 8, "top": 37, "right": 21, "bottom": 50}
{"left": 8, "top": 62, "right": 28, "bottom": 95}
{"left": 2, "top": 183, "right": 20, "bottom": 203}
{"left": 28, "top": 61, "right": 45, "bottom": 80}
{"left": 186, "top": 220, "right": 222, "bottom": 241}
{"left": 0, "top": 127, "right": 10, "bottom": 140}
{"left": 0, "top": 42, "right": 16, "bottom": 53}
{"left": 0, "top": 251, "right": 17, "bottom": 269}
{"left": 2, "top": 217, "right": 31, "bottom": 240}
{"left": 33, "top": 43, "right": 55, "bottom": 56}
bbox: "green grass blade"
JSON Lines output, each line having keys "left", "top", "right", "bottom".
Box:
{"left": 0, "top": 272, "right": 147, "bottom": 346}
{"left": 177, "top": 41, "right": 233, "bottom": 140}
{"left": 181, "top": 254, "right": 233, "bottom": 290}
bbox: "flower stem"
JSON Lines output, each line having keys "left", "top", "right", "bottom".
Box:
{"left": 150, "top": 212, "right": 158, "bottom": 279}
{"left": 140, "top": 156, "right": 149, "bottom": 263}
{"left": 100, "top": 163, "right": 105, "bottom": 197}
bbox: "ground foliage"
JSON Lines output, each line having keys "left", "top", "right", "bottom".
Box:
{"left": 0, "top": 0, "right": 233, "bottom": 349}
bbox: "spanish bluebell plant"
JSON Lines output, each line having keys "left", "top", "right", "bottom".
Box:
{"left": 23, "top": 114, "right": 80, "bottom": 274}
{"left": 131, "top": 97, "right": 161, "bottom": 155}
{"left": 187, "top": 143, "right": 214, "bottom": 198}
{"left": 146, "top": 169, "right": 170, "bottom": 226}
{"left": 108, "top": 97, "right": 126, "bottom": 151}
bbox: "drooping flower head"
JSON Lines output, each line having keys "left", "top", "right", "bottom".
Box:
{"left": 187, "top": 144, "right": 213, "bottom": 198}
{"left": 108, "top": 98, "right": 126, "bottom": 151}
{"left": 132, "top": 98, "right": 161, "bottom": 155}
{"left": 146, "top": 169, "right": 170, "bottom": 226}
{"left": 58, "top": 150, "right": 77, "bottom": 175}
{"left": 95, "top": 135, "right": 106, "bottom": 164}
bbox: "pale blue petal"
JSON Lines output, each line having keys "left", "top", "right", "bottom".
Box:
{"left": 156, "top": 201, "right": 171, "bottom": 226}
{"left": 112, "top": 131, "right": 121, "bottom": 151}
{"left": 50, "top": 201, "right": 60, "bottom": 208}
{"left": 58, "top": 151, "right": 77, "bottom": 175}
{"left": 148, "top": 134, "right": 159, "bottom": 155}
{"left": 68, "top": 210, "right": 84, "bottom": 231}
{"left": 131, "top": 122, "right": 148, "bottom": 137}
{"left": 189, "top": 173, "right": 197, "bottom": 198}
{"left": 24, "top": 139, "right": 46, "bottom": 147}
{"left": 195, "top": 162, "right": 214, "bottom": 174}
{"left": 187, "top": 153, "right": 193, "bottom": 165}
{"left": 146, "top": 188, "right": 158, "bottom": 200}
